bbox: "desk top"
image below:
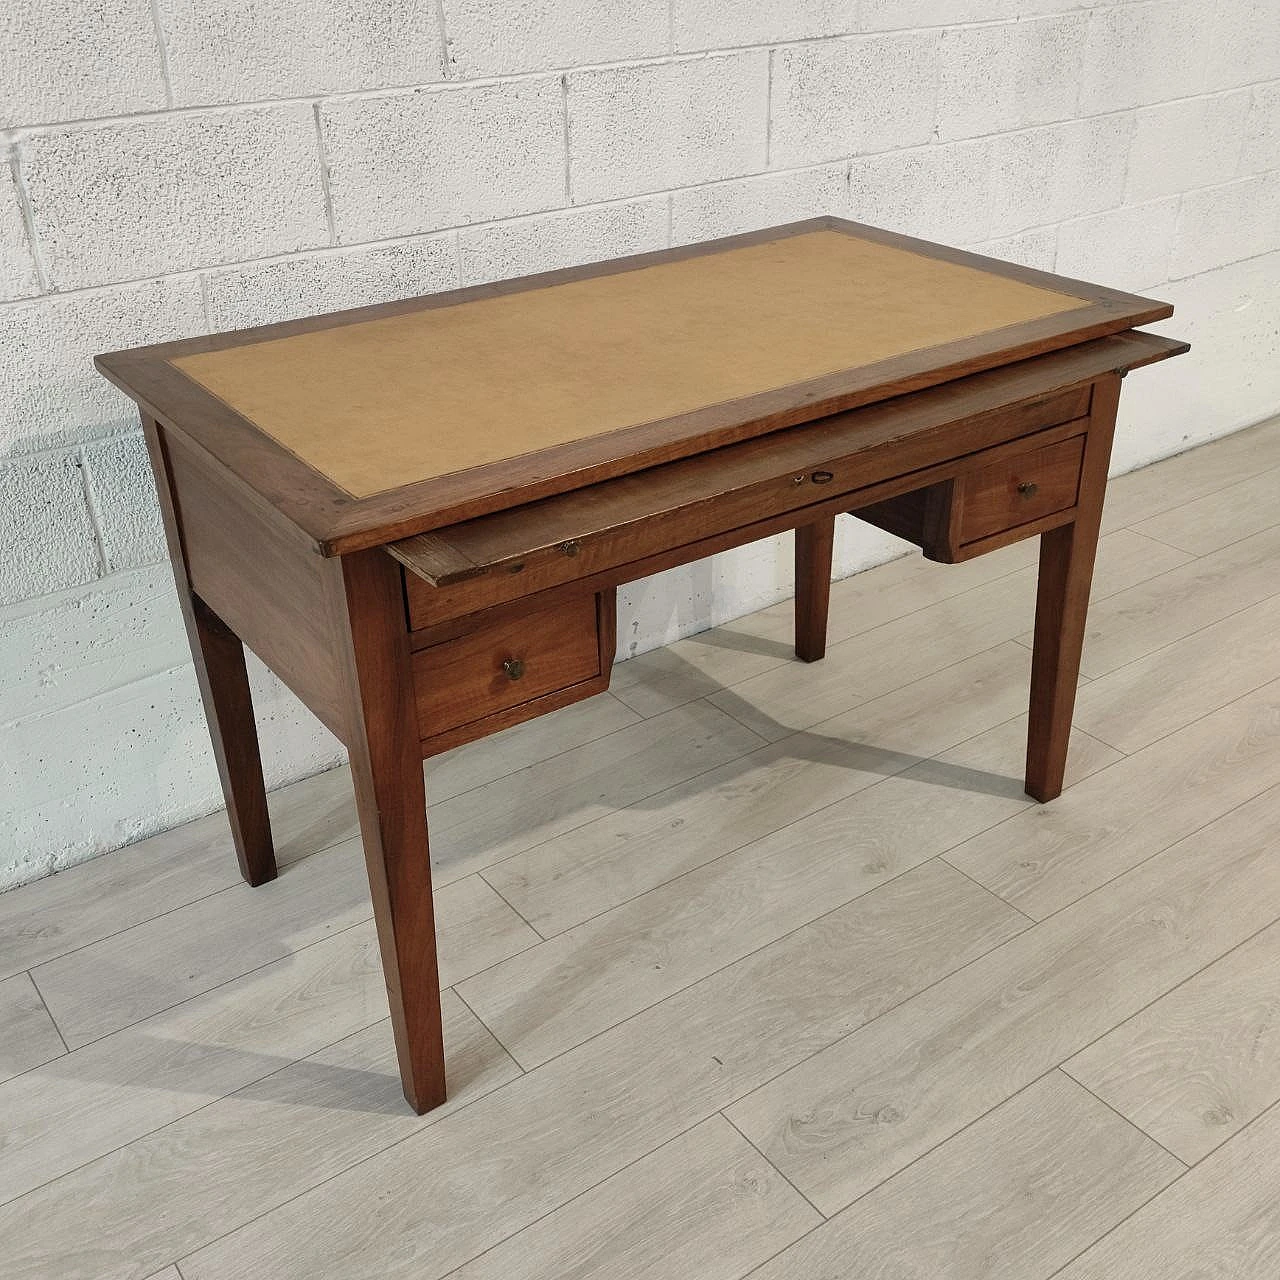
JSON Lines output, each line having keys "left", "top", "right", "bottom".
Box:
{"left": 97, "top": 218, "right": 1173, "bottom": 553}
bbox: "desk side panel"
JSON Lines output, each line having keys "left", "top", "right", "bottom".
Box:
{"left": 158, "top": 427, "right": 348, "bottom": 740}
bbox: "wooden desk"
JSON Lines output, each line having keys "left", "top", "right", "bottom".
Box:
{"left": 96, "top": 218, "right": 1187, "bottom": 1113}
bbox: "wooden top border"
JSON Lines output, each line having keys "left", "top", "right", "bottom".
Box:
{"left": 96, "top": 216, "right": 1176, "bottom": 556}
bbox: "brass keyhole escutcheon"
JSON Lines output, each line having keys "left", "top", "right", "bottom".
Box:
{"left": 810, "top": 470, "right": 834, "bottom": 485}
{"left": 502, "top": 658, "right": 525, "bottom": 681}
{"left": 1017, "top": 481, "right": 1039, "bottom": 498}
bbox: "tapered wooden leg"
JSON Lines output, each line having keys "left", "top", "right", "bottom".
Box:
{"left": 795, "top": 516, "right": 836, "bottom": 662}
{"left": 188, "top": 597, "right": 277, "bottom": 885}
{"left": 330, "top": 548, "right": 446, "bottom": 1114}
{"left": 142, "top": 417, "right": 276, "bottom": 886}
{"left": 1025, "top": 374, "right": 1122, "bottom": 802}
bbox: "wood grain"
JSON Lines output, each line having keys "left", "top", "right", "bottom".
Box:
{"left": 413, "top": 594, "right": 602, "bottom": 743}
{"left": 446, "top": 1117, "right": 819, "bottom": 1280}
{"left": 1072, "top": 591, "right": 1280, "bottom": 753}
{"left": 1024, "top": 376, "right": 1120, "bottom": 800}
{"left": 748, "top": 1071, "right": 1180, "bottom": 1280}
{"left": 956, "top": 431, "right": 1084, "bottom": 545}
{"left": 948, "top": 677, "right": 1280, "bottom": 919}
{"left": 177, "top": 863, "right": 1022, "bottom": 1280}
{"left": 706, "top": 524, "right": 1184, "bottom": 744}
{"left": 425, "top": 700, "right": 764, "bottom": 887}
{"left": 0, "top": 765, "right": 359, "bottom": 981}
{"left": 1066, "top": 913, "right": 1280, "bottom": 1163}
{"left": 1130, "top": 465, "right": 1280, "bottom": 555}
{"left": 463, "top": 644, "right": 1046, "bottom": 1067}
{"left": 1053, "top": 1092, "right": 1280, "bottom": 1279}
{"left": 727, "top": 783, "right": 1280, "bottom": 1216}
{"left": 794, "top": 517, "right": 835, "bottom": 661}
{"left": 0, "top": 973, "right": 64, "bottom": 1083}
{"left": 0, "top": 875, "right": 535, "bottom": 1203}
{"left": 0, "top": 993, "right": 518, "bottom": 1280}
{"left": 1016, "top": 521, "right": 1280, "bottom": 679}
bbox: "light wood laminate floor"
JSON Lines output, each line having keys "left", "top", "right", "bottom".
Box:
{"left": 3, "top": 417, "right": 1280, "bottom": 1280}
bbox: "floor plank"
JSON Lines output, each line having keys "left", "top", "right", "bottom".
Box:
{"left": 0, "top": 694, "right": 638, "bottom": 986}
{"left": 1065, "top": 920, "right": 1280, "bottom": 1165}
{"left": 747, "top": 1071, "right": 1181, "bottom": 1280}
{"left": 444, "top": 1116, "right": 819, "bottom": 1280}
{"left": 1015, "top": 523, "right": 1280, "bottom": 679}
{"left": 608, "top": 537, "right": 1037, "bottom": 719}
{"left": 487, "top": 640, "right": 1065, "bottom": 937}
{"left": 947, "top": 679, "right": 1280, "bottom": 919}
{"left": 31, "top": 836, "right": 536, "bottom": 1049}
{"left": 461, "top": 651, "right": 1108, "bottom": 1069}
{"left": 1052, "top": 1098, "right": 1280, "bottom": 1279}
{"left": 1072, "top": 593, "right": 1280, "bottom": 753}
{"left": 0, "top": 973, "right": 64, "bottom": 1082}
{"left": 0, "top": 874, "right": 535, "bottom": 1204}
{"left": 426, "top": 701, "right": 764, "bottom": 885}
{"left": 426, "top": 692, "right": 641, "bottom": 802}
{"left": 1132, "top": 466, "right": 1280, "bottom": 556}
{"left": 1100, "top": 417, "right": 1280, "bottom": 533}
{"left": 0, "top": 992, "right": 518, "bottom": 1280}
{"left": 177, "top": 863, "right": 1023, "bottom": 1280}
{"left": 0, "top": 765, "right": 357, "bottom": 982}
{"left": 708, "top": 529, "right": 1186, "bottom": 741}
{"left": 726, "top": 783, "right": 1280, "bottom": 1216}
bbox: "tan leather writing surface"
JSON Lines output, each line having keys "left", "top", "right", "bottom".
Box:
{"left": 172, "top": 229, "right": 1086, "bottom": 497}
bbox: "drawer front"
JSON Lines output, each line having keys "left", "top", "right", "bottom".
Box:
{"left": 413, "top": 594, "right": 602, "bottom": 743}
{"left": 958, "top": 434, "right": 1085, "bottom": 545}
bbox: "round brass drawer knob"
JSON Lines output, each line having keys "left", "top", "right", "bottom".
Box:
{"left": 1017, "top": 481, "right": 1039, "bottom": 498}
{"left": 502, "top": 658, "right": 525, "bottom": 681}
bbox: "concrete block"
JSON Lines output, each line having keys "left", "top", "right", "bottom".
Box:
{"left": 971, "top": 228, "right": 1058, "bottom": 274}
{"left": 1, "top": 161, "right": 40, "bottom": 302}
{"left": 1204, "top": 0, "right": 1280, "bottom": 92}
{"left": 1240, "top": 81, "right": 1280, "bottom": 177}
{"left": 0, "top": 451, "right": 100, "bottom": 607}
{"left": 770, "top": 33, "right": 941, "bottom": 168}
{"left": 157, "top": 0, "right": 444, "bottom": 106}
{"left": 671, "top": 165, "right": 847, "bottom": 246}
{"left": 849, "top": 139, "right": 994, "bottom": 246}
{"left": 1078, "top": 1, "right": 1210, "bottom": 115}
{"left": 0, "top": 0, "right": 165, "bottom": 129}
{"left": 673, "top": 0, "right": 859, "bottom": 52}
{"left": 204, "top": 236, "right": 458, "bottom": 331}
{"left": 569, "top": 53, "right": 768, "bottom": 204}
{"left": 83, "top": 434, "right": 166, "bottom": 573}
{"left": 322, "top": 80, "right": 566, "bottom": 243}
{"left": 457, "top": 199, "right": 668, "bottom": 286}
{"left": 987, "top": 115, "right": 1133, "bottom": 237}
{"left": 447, "top": 0, "right": 667, "bottom": 77}
{"left": 1111, "top": 250, "right": 1280, "bottom": 473}
{"left": 1126, "top": 91, "right": 1251, "bottom": 203}
{"left": 0, "top": 277, "right": 205, "bottom": 454}
{"left": 21, "top": 107, "right": 329, "bottom": 290}
{"left": 0, "top": 564, "right": 185, "bottom": 726}
{"left": 936, "top": 15, "right": 1086, "bottom": 142}
{"left": 1056, "top": 197, "right": 1180, "bottom": 293}
{"left": 1171, "top": 171, "right": 1280, "bottom": 280}
{"left": 0, "top": 655, "right": 343, "bottom": 888}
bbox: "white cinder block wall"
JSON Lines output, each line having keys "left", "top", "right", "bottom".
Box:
{"left": 1, "top": 0, "right": 1278, "bottom": 888}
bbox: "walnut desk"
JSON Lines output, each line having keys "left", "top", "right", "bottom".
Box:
{"left": 96, "top": 219, "right": 1187, "bottom": 1113}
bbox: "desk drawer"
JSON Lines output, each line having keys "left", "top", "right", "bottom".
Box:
{"left": 412, "top": 592, "right": 613, "bottom": 755}
{"left": 957, "top": 434, "right": 1084, "bottom": 543}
